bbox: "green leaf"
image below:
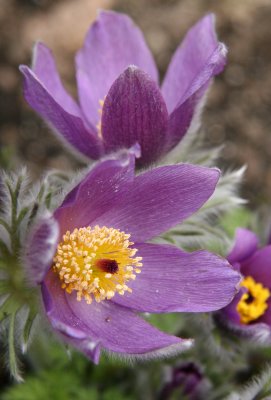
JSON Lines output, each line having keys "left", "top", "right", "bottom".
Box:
{"left": 0, "top": 146, "right": 13, "bottom": 169}
{"left": 0, "top": 295, "right": 13, "bottom": 321}
{"left": 16, "top": 207, "right": 29, "bottom": 226}
{"left": 8, "top": 312, "right": 23, "bottom": 382}
{"left": 22, "top": 311, "right": 38, "bottom": 353}
{"left": 0, "top": 279, "right": 9, "bottom": 295}
{"left": 221, "top": 208, "right": 253, "bottom": 237}
{"left": 0, "top": 218, "right": 11, "bottom": 233}
{"left": 1, "top": 369, "right": 99, "bottom": 400}
{"left": 0, "top": 241, "right": 10, "bottom": 258}
{"left": 224, "top": 364, "right": 271, "bottom": 400}
{"left": 102, "top": 389, "right": 134, "bottom": 400}
{"left": 147, "top": 312, "right": 184, "bottom": 334}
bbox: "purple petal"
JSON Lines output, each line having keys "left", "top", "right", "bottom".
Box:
{"left": 101, "top": 67, "right": 169, "bottom": 165}
{"left": 76, "top": 10, "right": 158, "bottom": 127}
{"left": 43, "top": 270, "right": 193, "bottom": 362}
{"left": 221, "top": 286, "right": 247, "bottom": 325}
{"left": 19, "top": 65, "right": 103, "bottom": 160}
{"left": 162, "top": 14, "right": 226, "bottom": 113}
{"left": 112, "top": 243, "right": 241, "bottom": 313}
{"left": 24, "top": 215, "right": 59, "bottom": 284}
{"left": 227, "top": 228, "right": 259, "bottom": 264}
{"left": 161, "top": 15, "right": 226, "bottom": 150}
{"left": 165, "top": 84, "right": 208, "bottom": 152}
{"left": 240, "top": 246, "right": 271, "bottom": 289}
{"left": 54, "top": 151, "right": 136, "bottom": 236}
{"left": 216, "top": 310, "right": 271, "bottom": 343}
{"left": 31, "top": 42, "right": 80, "bottom": 115}
{"left": 258, "top": 299, "right": 271, "bottom": 325}
{"left": 92, "top": 164, "right": 220, "bottom": 242}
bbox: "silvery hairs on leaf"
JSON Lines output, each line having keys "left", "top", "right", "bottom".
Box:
{"left": 225, "top": 364, "right": 271, "bottom": 400}
{"left": 0, "top": 167, "right": 73, "bottom": 381}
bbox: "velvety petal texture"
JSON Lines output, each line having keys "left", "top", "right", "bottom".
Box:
{"left": 227, "top": 228, "right": 259, "bottom": 265}
{"left": 112, "top": 243, "right": 240, "bottom": 312}
{"left": 55, "top": 162, "right": 220, "bottom": 242}
{"left": 165, "top": 92, "right": 202, "bottom": 153}
{"left": 43, "top": 269, "right": 192, "bottom": 363}
{"left": 162, "top": 14, "right": 227, "bottom": 151}
{"left": 76, "top": 10, "right": 158, "bottom": 126}
{"left": 241, "top": 246, "right": 271, "bottom": 288}
{"left": 31, "top": 42, "right": 80, "bottom": 115}
{"left": 20, "top": 11, "right": 226, "bottom": 165}
{"left": 162, "top": 14, "right": 226, "bottom": 113}
{"left": 216, "top": 312, "right": 271, "bottom": 343}
{"left": 20, "top": 65, "right": 103, "bottom": 160}
{"left": 101, "top": 67, "right": 168, "bottom": 165}
{"left": 92, "top": 164, "right": 220, "bottom": 242}
{"left": 54, "top": 150, "right": 136, "bottom": 235}
{"left": 222, "top": 287, "right": 247, "bottom": 325}
{"left": 24, "top": 215, "right": 59, "bottom": 284}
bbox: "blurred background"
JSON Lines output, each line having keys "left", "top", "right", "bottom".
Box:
{"left": 1, "top": 1, "right": 271, "bottom": 397}
{"left": 1, "top": 0, "right": 271, "bottom": 206}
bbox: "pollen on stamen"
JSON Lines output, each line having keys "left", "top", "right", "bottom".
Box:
{"left": 237, "top": 276, "right": 270, "bottom": 324}
{"left": 52, "top": 225, "right": 142, "bottom": 305}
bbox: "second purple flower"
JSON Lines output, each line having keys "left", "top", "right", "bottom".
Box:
{"left": 221, "top": 228, "right": 271, "bottom": 341}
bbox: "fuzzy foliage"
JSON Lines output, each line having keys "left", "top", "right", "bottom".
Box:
{"left": 0, "top": 169, "right": 70, "bottom": 381}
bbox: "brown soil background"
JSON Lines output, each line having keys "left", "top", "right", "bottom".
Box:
{"left": 1, "top": 0, "right": 271, "bottom": 207}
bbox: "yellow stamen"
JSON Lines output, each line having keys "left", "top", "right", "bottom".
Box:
{"left": 237, "top": 276, "right": 270, "bottom": 324}
{"left": 53, "top": 226, "right": 142, "bottom": 304}
{"left": 96, "top": 99, "right": 105, "bottom": 138}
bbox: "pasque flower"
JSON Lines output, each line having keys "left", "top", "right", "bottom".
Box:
{"left": 20, "top": 11, "right": 226, "bottom": 165}
{"left": 159, "top": 362, "right": 210, "bottom": 400}
{"left": 221, "top": 228, "right": 271, "bottom": 340}
{"left": 25, "top": 151, "right": 240, "bottom": 362}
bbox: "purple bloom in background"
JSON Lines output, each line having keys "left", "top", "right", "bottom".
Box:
{"left": 159, "top": 362, "right": 210, "bottom": 400}
{"left": 20, "top": 11, "right": 226, "bottom": 166}
{"left": 221, "top": 228, "right": 271, "bottom": 341}
{"left": 25, "top": 152, "right": 240, "bottom": 363}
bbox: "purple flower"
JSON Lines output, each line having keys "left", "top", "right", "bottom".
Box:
{"left": 25, "top": 152, "right": 240, "bottom": 363}
{"left": 221, "top": 228, "right": 271, "bottom": 341}
{"left": 20, "top": 11, "right": 226, "bottom": 166}
{"left": 159, "top": 362, "right": 210, "bottom": 400}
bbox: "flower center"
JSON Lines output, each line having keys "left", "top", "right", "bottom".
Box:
{"left": 53, "top": 226, "right": 142, "bottom": 304}
{"left": 236, "top": 276, "right": 270, "bottom": 324}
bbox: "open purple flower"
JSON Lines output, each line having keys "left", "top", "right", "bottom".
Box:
{"left": 221, "top": 228, "right": 271, "bottom": 341}
{"left": 20, "top": 11, "right": 226, "bottom": 166}
{"left": 25, "top": 152, "right": 240, "bottom": 362}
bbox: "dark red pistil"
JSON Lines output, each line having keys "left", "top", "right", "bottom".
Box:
{"left": 95, "top": 259, "right": 119, "bottom": 274}
{"left": 245, "top": 292, "right": 254, "bottom": 304}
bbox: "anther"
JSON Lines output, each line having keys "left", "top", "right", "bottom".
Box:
{"left": 53, "top": 225, "right": 142, "bottom": 304}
